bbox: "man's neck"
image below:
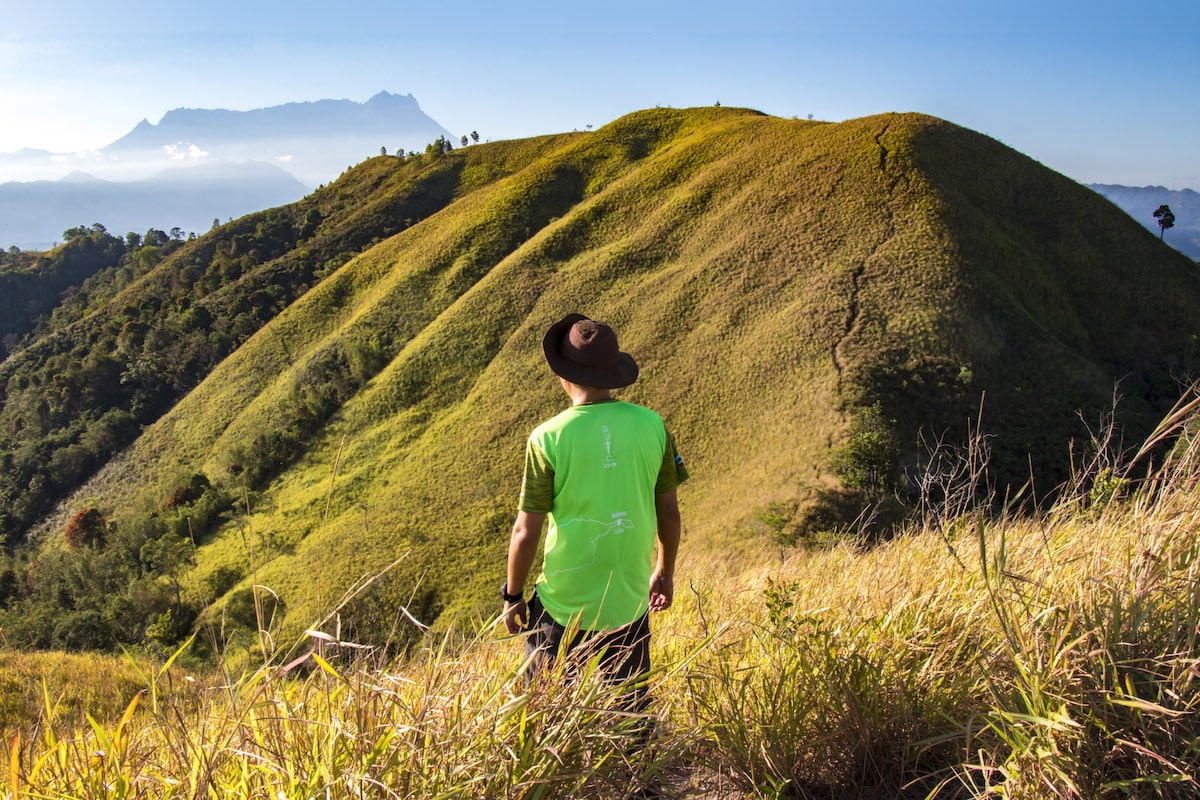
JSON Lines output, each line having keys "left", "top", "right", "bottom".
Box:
{"left": 562, "top": 380, "right": 613, "bottom": 406}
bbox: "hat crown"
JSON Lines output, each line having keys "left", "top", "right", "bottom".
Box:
{"left": 542, "top": 313, "right": 639, "bottom": 389}
{"left": 563, "top": 320, "right": 620, "bottom": 367}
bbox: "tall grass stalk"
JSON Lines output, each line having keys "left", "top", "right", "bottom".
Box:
{"left": 6, "top": 625, "right": 688, "bottom": 799}
{"left": 680, "top": 400, "right": 1200, "bottom": 799}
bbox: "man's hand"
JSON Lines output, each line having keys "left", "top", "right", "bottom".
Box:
{"left": 651, "top": 489, "right": 680, "bottom": 613}
{"left": 649, "top": 570, "right": 674, "bottom": 612}
{"left": 505, "top": 511, "right": 543, "bottom": 634}
{"left": 503, "top": 598, "right": 528, "bottom": 634}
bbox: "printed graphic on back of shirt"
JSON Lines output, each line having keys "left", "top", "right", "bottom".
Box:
{"left": 544, "top": 511, "right": 632, "bottom": 576}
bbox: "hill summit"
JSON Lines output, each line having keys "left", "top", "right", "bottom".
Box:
{"left": 2, "top": 106, "right": 1197, "bottom": 655}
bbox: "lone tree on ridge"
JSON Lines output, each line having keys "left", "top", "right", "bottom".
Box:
{"left": 1153, "top": 204, "right": 1175, "bottom": 241}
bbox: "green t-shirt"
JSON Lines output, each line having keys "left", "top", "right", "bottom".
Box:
{"left": 519, "top": 400, "right": 688, "bottom": 630}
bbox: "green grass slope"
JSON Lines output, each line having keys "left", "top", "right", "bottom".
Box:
{"left": 27, "top": 107, "right": 1200, "bottom": 656}
{"left": 0, "top": 131, "right": 579, "bottom": 547}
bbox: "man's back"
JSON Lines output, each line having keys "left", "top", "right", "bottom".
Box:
{"left": 524, "top": 400, "right": 669, "bottom": 629}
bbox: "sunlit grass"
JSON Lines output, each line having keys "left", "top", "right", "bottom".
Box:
{"left": 9, "top": 404, "right": 1200, "bottom": 798}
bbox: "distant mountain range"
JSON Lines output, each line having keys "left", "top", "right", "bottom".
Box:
{"left": 1090, "top": 184, "right": 1200, "bottom": 259}
{"left": 0, "top": 162, "right": 310, "bottom": 248}
{"left": 0, "top": 92, "right": 455, "bottom": 249}
{"left": 95, "top": 91, "right": 455, "bottom": 185}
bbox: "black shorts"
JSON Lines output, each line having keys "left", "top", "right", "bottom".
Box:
{"left": 523, "top": 591, "right": 652, "bottom": 705}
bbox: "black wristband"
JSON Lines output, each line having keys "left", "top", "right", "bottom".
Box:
{"left": 501, "top": 581, "right": 524, "bottom": 604}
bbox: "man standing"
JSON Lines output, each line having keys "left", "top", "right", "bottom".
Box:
{"left": 502, "top": 313, "right": 688, "bottom": 699}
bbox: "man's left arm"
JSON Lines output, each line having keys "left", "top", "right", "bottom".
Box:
{"left": 649, "top": 489, "right": 680, "bottom": 612}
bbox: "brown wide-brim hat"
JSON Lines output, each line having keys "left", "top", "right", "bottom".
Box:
{"left": 542, "top": 313, "right": 639, "bottom": 389}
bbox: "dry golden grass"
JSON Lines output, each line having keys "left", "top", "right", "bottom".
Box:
{"left": 8, "top": 400, "right": 1200, "bottom": 799}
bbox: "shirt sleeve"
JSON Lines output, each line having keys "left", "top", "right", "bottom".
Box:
{"left": 518, "top": 437, "right": 555, "bottom": 514}
{"left": 655, "top": 428, "right": 689, "bottom": 495}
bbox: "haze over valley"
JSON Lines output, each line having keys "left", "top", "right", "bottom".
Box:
{"left": 0, "top": 92, "right": 454, "bottom": 249}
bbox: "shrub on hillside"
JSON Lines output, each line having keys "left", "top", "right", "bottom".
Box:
{"left": 833, "top": 403, "right": 902, "bottom": 497}
{"left": 164, "top": 472, "right": 213, "bottom": 510}
{"left": 222, "top": 586, "right": 285, "bottom": 636}
{"left": 62, "top": 507, "right": 107, "bottom": 549}
{"left": 337, "top": 577, "right": 442, "bottom": 659}
{"left": 204, "top": 565, "right": 244, "bottom": 600}
{"left": 758, "top": 485, "right": 905, "bottom": 548}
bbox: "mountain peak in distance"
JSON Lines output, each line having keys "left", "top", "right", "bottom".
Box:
{"left": 108, "top": 91, "right": 443, "bottom": 147}
{"left": 58, "top": 170, "right": 103, "bottom": 183}
{"left": 99, "top": 91, "right": 454, "bottom": 186}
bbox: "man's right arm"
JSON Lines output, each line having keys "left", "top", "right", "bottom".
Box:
{"left": 504, "top": 511, "right": 545, "bottom": 633}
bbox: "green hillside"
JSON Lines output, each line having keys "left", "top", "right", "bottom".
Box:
{"left": 3, "top": 106, "right": 1198, "bottom": 656}
{"left": 0, "top": 227, "right": 128, "bottom": 346}
{"left": 0, "top": 132, "right": 578, "bottom": 544}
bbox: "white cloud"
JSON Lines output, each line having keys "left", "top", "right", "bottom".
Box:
{"left": 276, "top": 154, "right": 293, "bottom": 162}
{"left": 162, "top": 142, "right": 209, "bottom": 160}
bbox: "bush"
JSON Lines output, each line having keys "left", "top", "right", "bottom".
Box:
{"left": 164, "top": 472, "right": 212, "bottom": 510}
{"left": 62, "top": 507, "right": 107, "bottom": 549}
{"left": 204, "top": 565, "right": 244, "bottom": 600}
{"left": 834, "top": 402, "right": 902, "bottom": 497}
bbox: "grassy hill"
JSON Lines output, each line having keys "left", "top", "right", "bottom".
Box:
{"left": 3, "top": 106, "right": 1198, "bottom": 658}
{"left": 0, "top": 130, "right": 578, "bottom": 544}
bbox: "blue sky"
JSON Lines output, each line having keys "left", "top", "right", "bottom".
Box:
{"left": 2, "top": 0, "right": 1197, "bottom": 187}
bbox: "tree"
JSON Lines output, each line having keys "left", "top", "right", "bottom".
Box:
{"left": 1153, "top": 204, "right": 1176, "bottom": 241}
{"left": 460, "top": 135, "right": 469, "bottom": 148}
{"left": 470, "top": 131, "right": 480, "bottom": 144}
{"left": 425, "top": 136, "right": 454, "bottom": 157}
{"left": 63, "top": 507, "right": 108, "bottom": 549}
{"left": 139, "top": 534, "right": 195, "bottom": 609}
{"left": 833, "top": 403, "right": 901, "bottom": 498}
{"left": 380, "top": 145, "right": 387, "bottom": 156}
{"left": 144, "top": 228, "right": 170, "bottom": 247}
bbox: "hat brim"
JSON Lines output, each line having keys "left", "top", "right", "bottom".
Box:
{"left": 542, "top": 314, "right": 640, "bottom": 389}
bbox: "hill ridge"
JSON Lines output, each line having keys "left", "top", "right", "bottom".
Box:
{"left": 3, "top": 106, "right": 1198, "bottom": 655}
